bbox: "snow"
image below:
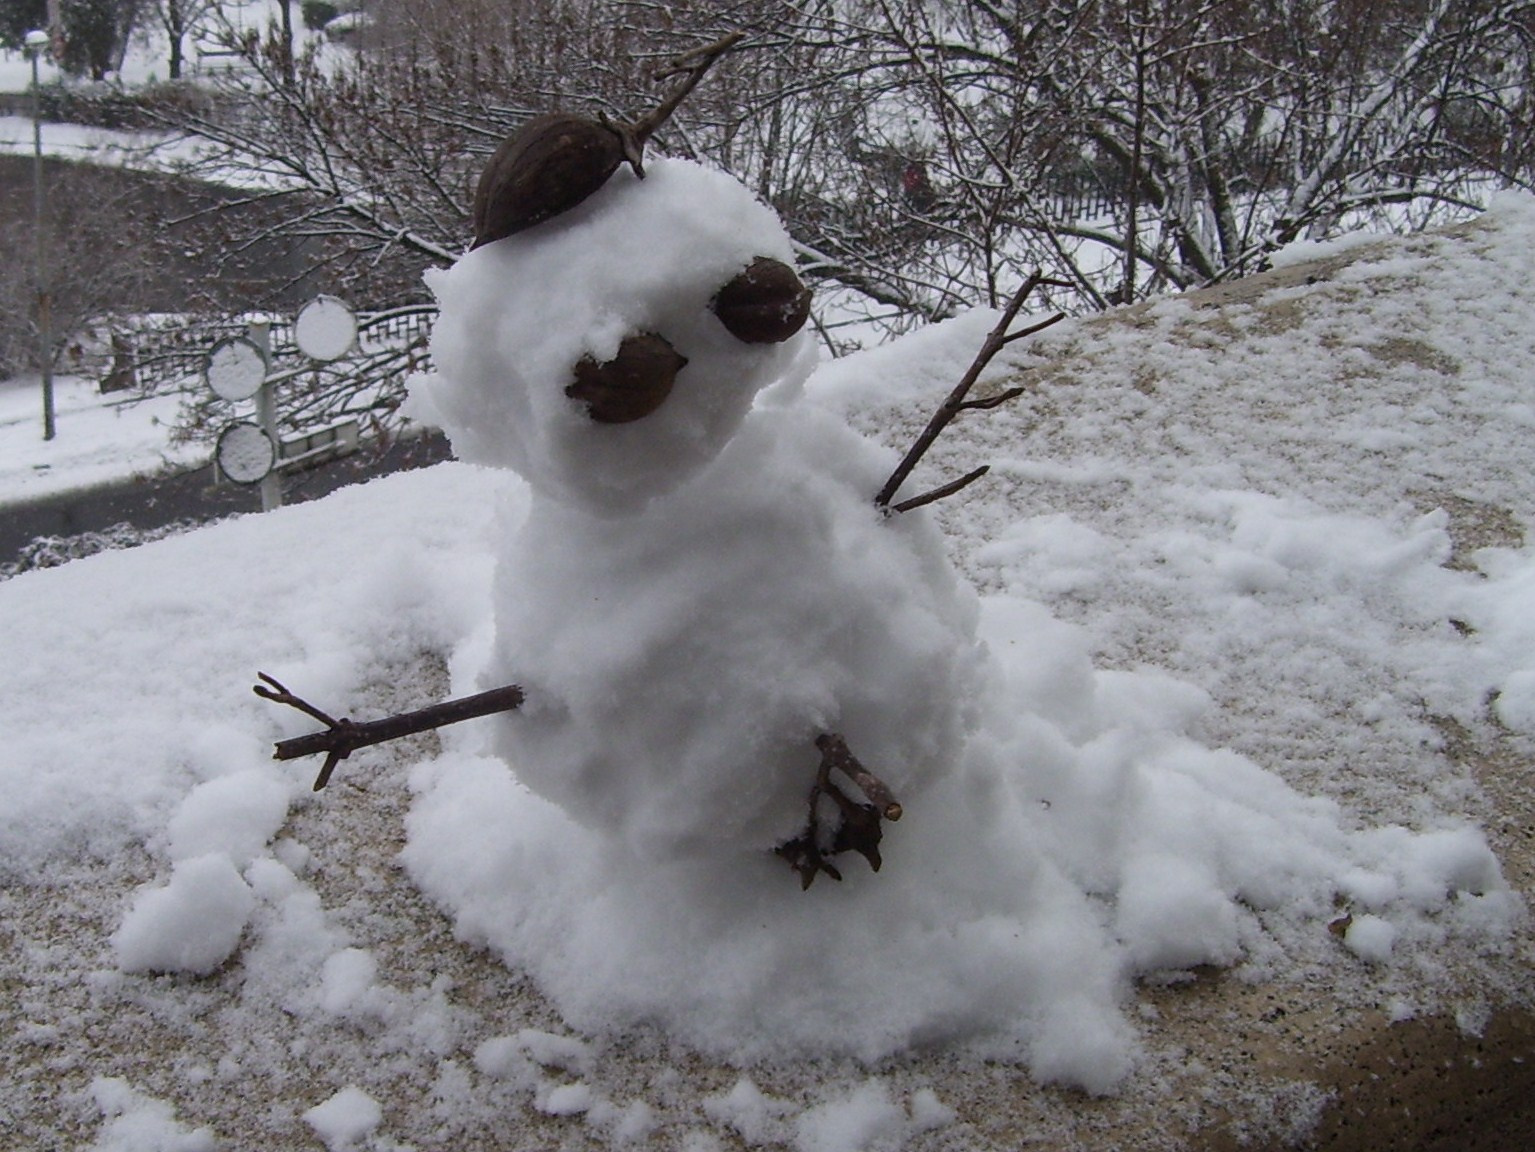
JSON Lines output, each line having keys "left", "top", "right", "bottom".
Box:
{"left": 703, "top": 1076, "right": 951, "bottom": 1152}
{"left": 1, "top": 166, "right": 1533, "bottom": 1149}
{"left": 1343, "top": 914, "right": 1397, "bottom": 963}
{"left": 204, "top": 336, "right": 267, "bottom": 402}
{"left": 87, "top": 1077, "right": 217, "bottom": 1152}
{"left": 795, "top": 1080, "right": 909, "bottom": 1152}
{"left": 293, "top": 296, "right": 358, "bottom": 362}
{"left": 0, "top": 374, "right": 202, "bottom": 505}
{"left": 0, "top": 110, "right": 197, "bottom": 176}
{"left": 0, "top": 4, "right": 349, "bottom": 188}
{"left": 414, "top": 160, "right": 816, "bottom": 515}
{"left": 302, "top": 1086, "right": 383, "bottom": 1151}
{"left": 111, "top": 853, "right": 256, "bottom": 975}
{"left": 213, "top": 420, "right": 275, "bottom": 483}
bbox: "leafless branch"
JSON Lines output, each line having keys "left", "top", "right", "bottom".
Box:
{"left": 874, "top": 271, "right": 1067, "bottom": 511}
{"left": 891, "top": 465, "right": 992, "bottom": 514}
{"left": 255, "top": 673, "right": 525, "bottom": 791}
{"left": 777, "top": 733, "right": 903, "bottom": 889}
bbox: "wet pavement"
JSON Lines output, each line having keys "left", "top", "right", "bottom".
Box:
{"left": 0, "top": 430, "right": 455, "bottom": 566}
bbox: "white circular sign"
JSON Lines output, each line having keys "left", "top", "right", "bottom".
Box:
{"left": 216, "top": 421, "right": 277, "bottom": 484}
{"left": 294, "top": 295, "right": 358, "bottom": 362}
{"left": 205, "top": 336, "right": 268, "bottom": 402}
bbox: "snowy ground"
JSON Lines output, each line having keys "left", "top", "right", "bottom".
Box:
{"left": 0, "top": 1, "right": 324, "bottom": 94}
{"left": 2, "top": 200, "right": 1533, "bottom": 1150}
{"left": 0, "top": 4, "right": 342, "bottom": 182}
{"left": 0, "top": 374, "right": 202, "bottom": 507}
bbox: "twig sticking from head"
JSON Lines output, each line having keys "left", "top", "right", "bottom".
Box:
{"left": 619, "top": 31, "right": 747, "bottom": 171}
{"left": 874, "top": 271, "right": 1069, "bottom": 512}
{"left": 649, "top": 30, "right": 748, "bottom": 87}
{"left": 254, "top": 673, "right": 524, "bottom": 791}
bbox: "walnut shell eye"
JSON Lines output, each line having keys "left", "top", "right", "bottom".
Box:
{"left": 711, "top": 257, "right": 811, "bottom": 344}
{"left": 566, "top": 332, "right": 688, "bottom": 423}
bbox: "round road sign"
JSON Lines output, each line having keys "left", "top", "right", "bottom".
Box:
{"left": 216, "top": 421, "right": 277, "bottom": 484}
{"left": 205, "top": 336, "right": 268, "bottom": 402}
{"left": 294, "top": 295, "right": 358, "bottom": 362}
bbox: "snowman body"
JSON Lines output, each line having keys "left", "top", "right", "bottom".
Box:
{"left": 417, "top": 160, "right": 983, "bottom": 860}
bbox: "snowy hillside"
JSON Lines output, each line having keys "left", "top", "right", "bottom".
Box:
{"left": 2, "top": 197, "right": 1532, "bottom": 1151}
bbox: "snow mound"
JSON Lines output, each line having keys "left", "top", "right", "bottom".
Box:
{"left": 477, "top": 401, "right": 982, "bottom": 856}
{"left": 395, "top": 165, "right": 1524, "bottom": 1090}
{"left": 112, "top": 853, "right": 255, "bottom": 976}
{"left": 406, "top": 588, "right": 1513, "bottom": 1089}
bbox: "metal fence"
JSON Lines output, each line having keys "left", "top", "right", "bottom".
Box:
{"left": 120, "top": 307, "right": 436, "bottom": 393}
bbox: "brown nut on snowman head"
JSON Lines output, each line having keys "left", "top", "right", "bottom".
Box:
{"left": 470, "top": 32, "right": 745, "bottom": 250}
{"left": 472, "top": 112, "right": 646, "bottom": 248}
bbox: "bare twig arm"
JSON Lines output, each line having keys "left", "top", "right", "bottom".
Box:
{"left": 891, "top": 465, "right": 991, "bottom": 514}
{"left": 814, "top": 733, "right": 902, "bottom": 820}
{"left": 778, "top": 733, "right": 903, "bottom": 889}
{"left": 958, "top": 387, "right": 1025, "bottom": 412}
{"left": 254, "top": 673, "right": 524, "bottom": 790}
{"left": 874, "top": 271, "right": 1069, "bottom": 511}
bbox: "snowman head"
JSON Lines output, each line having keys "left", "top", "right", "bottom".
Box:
{"left": 415, "top": 159, "right": 815, "bottom": 516}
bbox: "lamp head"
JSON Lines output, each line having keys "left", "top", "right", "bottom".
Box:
{"left": 23, "top": 29, "right": 49, "bottom": 56}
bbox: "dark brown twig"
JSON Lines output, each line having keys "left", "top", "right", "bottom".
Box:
{"left": 649, "top": 30, "right": 747, "bottom": 85}
{"left": 777, "top": 733, "right": 902, "bottom": 889}
{"left": 874, "top": 272, "right": 1069, "bottom": 511}
{"left": 958, "top": 387, "right": 1026, "bottom": 412}
{"left": 629, "top": 32, "right": 746, "bottom": 147}
{"left": 814, "top": 734, "right": 902, "bottom": 820}
{"left": 255, "top": 673, "right": 525, "bottom": 791}
{"left": 255, "top": 672, "right": 341, "bottom": 729}
{"left": 892, "top": 465, "right": 991, "bottom": 514}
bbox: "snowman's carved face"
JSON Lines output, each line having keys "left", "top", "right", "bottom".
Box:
{"left": 419, "top": 160, "right": 818, "bottom": 517}
{"left": 564, "top": 256, "right": 810, "bottom": 425}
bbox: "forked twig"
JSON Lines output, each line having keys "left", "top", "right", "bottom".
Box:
{"left": 630, "top": 31, "right": 746, "bottom": 145}
{"left": 649, "top": 30, "right": 746, "bottom": 85}
{"left": 891, "top": 465, "right": 991, "bottom": 514}
{"left": 814, "top": 733, "right": 902, "bottom": 821}
{"left": 874, "top": 272, "right": 1069, "bottom": 511}
{"left": 776, "top": 733, "right": 902, "bottom": 890}
{"left": 255, "top": 673, "right": 525, "bottom": 791}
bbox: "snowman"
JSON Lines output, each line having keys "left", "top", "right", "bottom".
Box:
{"left": 415, "top": 161, "right": 986, "bottom": 884}
{"left": 261, "top": 39, "right": 989, "bottom": 887}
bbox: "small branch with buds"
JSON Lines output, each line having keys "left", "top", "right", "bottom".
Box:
{"left": 254, "top": 673, "right": 524, "bottom": 791}
{"left": 775, "top": 733, "right": 903, "bottom": 890}
{"left": 875, "top": 271, "right": 1069, "bottom": 512}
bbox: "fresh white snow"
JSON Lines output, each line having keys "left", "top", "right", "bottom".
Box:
{"left": 1, "top": 173, "right": 1532, "bottom": 1150}
{"left": 0, "top": 373, "right": 201, "bottom": 505}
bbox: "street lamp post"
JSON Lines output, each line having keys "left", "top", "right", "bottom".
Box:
{"left": 24, "top": 29, "right": 56, "bottom": 442}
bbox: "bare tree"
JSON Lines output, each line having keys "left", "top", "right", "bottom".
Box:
{"left": 0, "top": 160, "right": 161, "bottom": 382}
{"left": 793, "top": 0, "right": 1534, "bottom": 312}
{"left": 137, "top": 1, "right": 740, "bottom": 440}
{"left": 136, "top": 0, "right": 1534, "bottom": 440}
{"left": 147, "top": 0, "right": 216, "bottom": 79}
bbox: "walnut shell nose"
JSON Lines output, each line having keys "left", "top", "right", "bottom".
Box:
{"left": 565, "top": 332, "right": 688, "bottom": 423}
{"left": 711, "top": 257, "right": 812, "bottom": 344}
